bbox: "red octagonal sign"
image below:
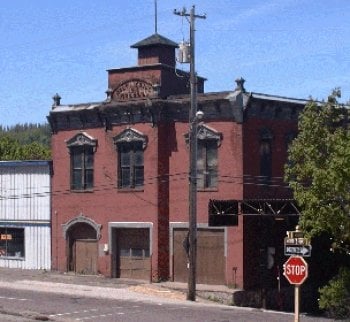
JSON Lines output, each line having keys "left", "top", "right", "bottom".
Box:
{"left": 283, "top": 255, "right": 308, "bottom": 285}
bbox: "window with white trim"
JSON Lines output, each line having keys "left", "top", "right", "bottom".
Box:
{"left": 185, "top": 124, "right": 222, "bottom": 190}
{"left": 66, "top": 132, "right": 97, "bottom": 191}
{"left": 197, "top": 139, "right": 218, "bottom": 189}
{"left": 114, "top": 128, "right": 147, "bottom": 189}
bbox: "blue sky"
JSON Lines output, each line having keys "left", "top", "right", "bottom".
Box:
{"left": 1, "top": 0, "right": 350, "bottom": 126}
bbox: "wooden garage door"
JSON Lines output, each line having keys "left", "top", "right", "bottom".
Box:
{"left": 173, "top": 228, "right": 225, "bottom": 285}
{"left": 115, "top": 228, "right": 150, "bottom": 280}
{"left": 74, "top": 239, "right": 98, "bottom": 275}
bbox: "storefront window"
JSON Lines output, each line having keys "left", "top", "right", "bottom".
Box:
{"left": 0, "top": 228, "right": 25, "bottom": 258}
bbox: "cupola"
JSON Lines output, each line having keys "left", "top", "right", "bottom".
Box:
{"left": 131, "top": 33, "right": 178, "bottom": 67}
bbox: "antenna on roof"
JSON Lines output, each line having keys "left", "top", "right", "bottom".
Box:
{"left": 154, "top": 0, "right": 158, "bottom": 34}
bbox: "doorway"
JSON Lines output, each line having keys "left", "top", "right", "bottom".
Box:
{"left": 67, "top": 222, "right": 98, "bottom": 274}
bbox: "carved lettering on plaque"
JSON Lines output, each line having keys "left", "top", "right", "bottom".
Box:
{"left": 113, "top": 80, "right": 154, "bottom": 101}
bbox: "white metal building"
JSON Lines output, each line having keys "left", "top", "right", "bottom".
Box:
{"left": 0, "top": 161, "right": 51, "bottom": 269}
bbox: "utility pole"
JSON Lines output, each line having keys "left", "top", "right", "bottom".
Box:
{"left": 174, "top": 5, "right": 206, "bottom": 302}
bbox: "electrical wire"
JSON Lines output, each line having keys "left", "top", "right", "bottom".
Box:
{"left": 0, "top": 171, "right": 294, "bottom": 203}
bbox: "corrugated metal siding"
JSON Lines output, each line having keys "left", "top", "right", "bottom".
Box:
{"left": 0, "top": 164, "right": 51, "bottom": 222}
{"left": 0, "top": 162, "right": 51, "bottom": 269}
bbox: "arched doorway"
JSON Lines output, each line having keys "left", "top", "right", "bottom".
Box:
{"left": 63, "top": 214, "right": 101, "bottom": 274}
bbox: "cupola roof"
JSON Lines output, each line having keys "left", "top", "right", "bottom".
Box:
{"left": 131, "top": 33, "right": 178, "bottom": 49}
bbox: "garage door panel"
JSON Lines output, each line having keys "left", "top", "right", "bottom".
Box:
{"left": 173, "top": 229, "right": 189, "bottom": 282}
{"left": 115, "top": 228, "right": 151, "bottom": 280}
{"left": 173, "top": 229, "right": 225, "bottom": 285}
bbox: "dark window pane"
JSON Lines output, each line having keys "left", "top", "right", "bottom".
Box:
{"left": 134, "top": 167, "right": 144, "bottom": 186}
{"left": 120, "top": 248, "right": 130, "bottom": 256}
{"left": 196, "top": 140, "right": 218, "bottom": 189}
{"left": 121, "top": 168, "right": 131, "bottom": 187}
{"left": 206, "top": 141, "right": 217, "bottom": 167}
{"left": 197, "top": 142, "right": 205, "bottom": 169}
{"left": 197, "top": 154, "right": 204, "bottom": 170}
{"left": 134, "top": 148, "right": 143, "bottom": 166}
{"left": 85, "top": 148, "right": 94, "bottom": 168}
{"left": 85, "top": 169, "right": 93, "bottom": 188}
{"left": 260, "top": 140, "right": 272, "bottom": 179}
{"left": 131, "top": 248, "right": 143, "bottom": 257}
{"left": 207, "top": 168, "right": 218, "bottom": 187}
{"left": 120, "top": 150, "right": 130, "bottom": 166}
{"left": 72, "top": 169, "right": 83, "bottom": 189}
{"left": 120, "top": 144, "right": 131, "bottom": 154}
{"left": 197, "top": 169, "right": 205, "bottom": 188}
{"left": 72, "top": 150, "right": 82, "bottom": 168}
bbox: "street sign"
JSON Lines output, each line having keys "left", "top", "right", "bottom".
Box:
{"left": 284, "top": 237, "right": 310, "bottom": 246}
{"left": 284, "top": 236, "right": 312, "bottom": 257}
{"left": 284, "top": 244, "right": 312, "bottom": 257}
{"left": 283, "top": 255, "right": 308, "bottom": 285}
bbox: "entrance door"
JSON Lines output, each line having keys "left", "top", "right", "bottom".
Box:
{"left": 74, "top": 239, "right": 98, "bottom": 275}
{"left": 173, "top": 228, "right": 225, "bottom": 285}
{"left": 67, "top": 222, "right": 98, "bottom": 274}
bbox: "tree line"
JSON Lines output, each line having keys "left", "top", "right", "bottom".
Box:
{"left": 0, "top": 123, "right": 51, "bottom": 160}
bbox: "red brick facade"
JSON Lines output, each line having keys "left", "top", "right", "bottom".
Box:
{"left": 49, "top": 33, "right": 306, "bottom": 289}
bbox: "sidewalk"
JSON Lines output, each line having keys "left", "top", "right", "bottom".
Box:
{"left": 0, "top": 267, "right": 234, "bottom": 304}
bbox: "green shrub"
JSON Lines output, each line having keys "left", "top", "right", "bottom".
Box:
{"left": 318, "top": 267, "right": 350, "bottom": 318}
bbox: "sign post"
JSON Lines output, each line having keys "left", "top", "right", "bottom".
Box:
{"left": 283, "top": 255, "right": 308, "bottom": 322}
{"left": 295, "top": 285, "right": 300, "bottom": 322}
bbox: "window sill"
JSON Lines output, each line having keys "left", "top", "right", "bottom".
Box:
{"left": 118, "top": 187, "right": 144, "bottom": 192}
{"left": 70, "top": 189, "right": 94, "bottom": 193}
{"left": 197, "top": 187, "right": 218, "bottom": 192}
{"left": 0, "top": 256, "right": 25, "bottom": 261}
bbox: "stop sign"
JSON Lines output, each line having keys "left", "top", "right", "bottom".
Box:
{"left": 283, "top": 255, "right": 308, "bottom": 285}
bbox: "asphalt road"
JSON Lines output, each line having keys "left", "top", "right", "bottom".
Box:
{"left": 0, "top": 285, "right": 333, "bottom": 322}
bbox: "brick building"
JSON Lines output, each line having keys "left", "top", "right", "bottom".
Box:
{"left": 48, "top": 33, "right": 307, "bottom": 290}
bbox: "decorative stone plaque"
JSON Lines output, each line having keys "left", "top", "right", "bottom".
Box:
{"left": 113, "top": 80, "right": 154, "bottom": 100}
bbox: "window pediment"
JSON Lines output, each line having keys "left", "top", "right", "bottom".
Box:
{"left": 185, "top": 124, "right": 223, "bottom": 147}
{"left": 113, "top": 128, "right": 148, "bottom": 149}
{"left": 66, "top": 132, "right": 97, "bottom": 149}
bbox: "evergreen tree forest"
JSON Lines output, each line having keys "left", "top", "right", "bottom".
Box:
{"left": 0, "top": 123, "right": 51, "bottom": 160}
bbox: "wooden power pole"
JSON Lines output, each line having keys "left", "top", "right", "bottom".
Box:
{"left": 174, "top": 5, "right": 206, "bottom": 302}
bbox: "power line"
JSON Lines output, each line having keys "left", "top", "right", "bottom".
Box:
{"left": 0, "top": 172, "right": 294, "bottom": 202}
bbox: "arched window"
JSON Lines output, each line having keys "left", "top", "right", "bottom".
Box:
{"left": 114, "top": 128, "right": 148, "bottom": 189}
{"left": 66, "top": 132, "right": 97, "bottom": 191}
